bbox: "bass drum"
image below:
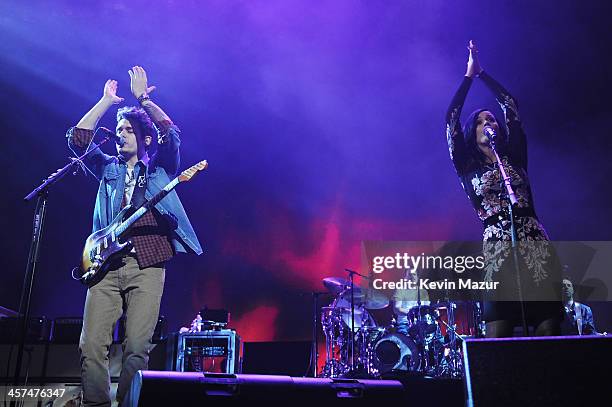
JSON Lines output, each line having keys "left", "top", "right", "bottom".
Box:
{"left": 373, "top": 332, "right": 420, "bottom": 375}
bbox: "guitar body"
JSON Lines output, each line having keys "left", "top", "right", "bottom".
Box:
{"left": 75, "top": 159, "right": 208, "bottom": 286}
{"left": 79, "top": 205, "right": 133, "bottom": 286}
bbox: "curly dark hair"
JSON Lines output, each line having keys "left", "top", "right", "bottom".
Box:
{"left": 462, "top": 108, "right": 508, "bottom": 172}
{"left": 116, "top": 106, "right": 156, "bottom": 151}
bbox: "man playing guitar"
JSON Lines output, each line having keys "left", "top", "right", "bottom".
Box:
{"left": 66, "top": 66, "right": 202, "bottom": 406}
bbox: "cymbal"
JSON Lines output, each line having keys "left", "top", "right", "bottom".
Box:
{"left": 336, "top": 288, "right": 388, "bottom": 309}
{"left": 338, "top": 287, "right": 365, "bottom": 301}
{"left": 322, "top": 277, "right": 350, "bottom": 295}
{"left": 363, "top": 291, "right": 389, "bottom": 310}
{"left": 432, "top": 300, "right": 457, "bottom": 309}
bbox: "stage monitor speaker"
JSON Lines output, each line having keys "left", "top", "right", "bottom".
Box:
{"left": 126, "top": 371, "right": 405, "bottom": 406}
{"left": 241, "top": 341, "right": 311, "bottom": 376}
{"left": 463, "top": 335, "right": 612, "bottom": 407}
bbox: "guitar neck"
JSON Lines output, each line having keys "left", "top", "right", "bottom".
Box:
{"left": 115, "top": 176, "right": 181, "bottom": 237}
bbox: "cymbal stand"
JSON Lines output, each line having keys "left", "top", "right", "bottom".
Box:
{"left": 435, "top": 302, "right": 464, "bottom": 378}
{"left": 344, "top": 268, "right": 367, "bottom": 374}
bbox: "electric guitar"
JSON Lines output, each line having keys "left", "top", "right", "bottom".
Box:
{"left": 77, "top": 160, "right": 208, "bottom": 286}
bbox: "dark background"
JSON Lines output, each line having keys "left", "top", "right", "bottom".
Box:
{"left": 1, "top": 0, "right": 611, "bottom": 340}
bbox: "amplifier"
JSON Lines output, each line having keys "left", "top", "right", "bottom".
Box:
{"left": 51, "top": 317, "right": 83, "bottom": 343}
{"left": 0, "top": 316, "right": 49, "bottom": 343}
{"left": 168, "top": 330, "right": 241, "bottom": 374}
{"left": 118, "top": 316, "right": 167, "bottom": 342}
{"left": 242, "top": 341, "right": 311, "bottom": 376}
{"left": 51, "top": 316, "right": 167, "bottom": 344}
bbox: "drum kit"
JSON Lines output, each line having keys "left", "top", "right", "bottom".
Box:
{"left": 319, "top": 273, "right": 483, "bottom": 379}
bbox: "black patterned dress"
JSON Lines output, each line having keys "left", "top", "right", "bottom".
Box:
{"left": 445, "top": 72, "right": 562, "bottom": 325}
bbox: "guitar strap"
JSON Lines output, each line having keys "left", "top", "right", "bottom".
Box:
{"left": 575, "top": 302, "right": 583, "bottom": 335}
{"left": 131, "top": 162, "right": 148, "bottom": 208}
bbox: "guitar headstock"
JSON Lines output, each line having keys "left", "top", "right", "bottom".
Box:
{"left": 178, "top": 160, "right": 208, "bottom": 182}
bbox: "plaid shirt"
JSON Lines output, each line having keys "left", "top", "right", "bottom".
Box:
{"left": 129, "top": 210, "right": 175, "bottom": 268}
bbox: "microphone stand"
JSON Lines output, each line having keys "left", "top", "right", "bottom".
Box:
{"left": 486, "top": 130, "right": 528, "bottom": 337}
{"left": 13, "top": 134, "right": 113, "bottom": 385}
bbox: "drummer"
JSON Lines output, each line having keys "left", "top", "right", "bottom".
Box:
{"left": 394, "top": 270, "right": 431, "bottom": 335}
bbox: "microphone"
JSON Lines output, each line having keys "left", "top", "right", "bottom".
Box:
{"left": 98, "top": 126, "right": 125, "bottom": 147}
{"left": 483, "top": 126, "right": 497, "bottom": 145}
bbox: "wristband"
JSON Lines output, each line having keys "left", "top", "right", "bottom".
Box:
{"left": 137, "top": 93, "right": 151, "bottom": 104}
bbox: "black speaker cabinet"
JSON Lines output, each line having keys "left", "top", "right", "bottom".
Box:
{"left": 463, "top": 335, "right": 612, "bottom": 407}
{"left": 51, "top": 317, "right": 83, "bottom": 343}
{"left": 44, "top": 343, "right": 123, "bottom": 380}
{"left": 1, "top": 341, "right": 167, "bottom": 383}
{"left": 241, "top": 341, "right": 311, "bottom": 376}
{"left": 0, "top": 317, "right": 49, "bottom": 343}
{"left": 126, "top": 371, "right": 405, "bottom": 406}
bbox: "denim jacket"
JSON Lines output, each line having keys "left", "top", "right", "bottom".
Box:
{"left": 66, "top": 125, "right": 203, "bottom": 255}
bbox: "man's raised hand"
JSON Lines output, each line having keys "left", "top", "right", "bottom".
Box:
{"left": 103, "top": 79, "right": 124, "bottom": 104}
{"left": 128, "top": 66, "right": 156, "bottom": 99}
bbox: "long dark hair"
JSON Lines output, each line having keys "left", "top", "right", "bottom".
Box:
{"left": 462, "top": 108, "right": 508, "bottom": 172}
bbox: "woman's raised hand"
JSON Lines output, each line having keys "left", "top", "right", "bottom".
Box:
{"left": 465, "top": 40, "right": 483, "bottom": 78}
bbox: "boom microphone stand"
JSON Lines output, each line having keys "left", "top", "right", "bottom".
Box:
{"left": 13, "top": 132, "right": 114, "bottom": 385}
{"left": 484, "top": 126, "right": 529, "bottom": 337}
